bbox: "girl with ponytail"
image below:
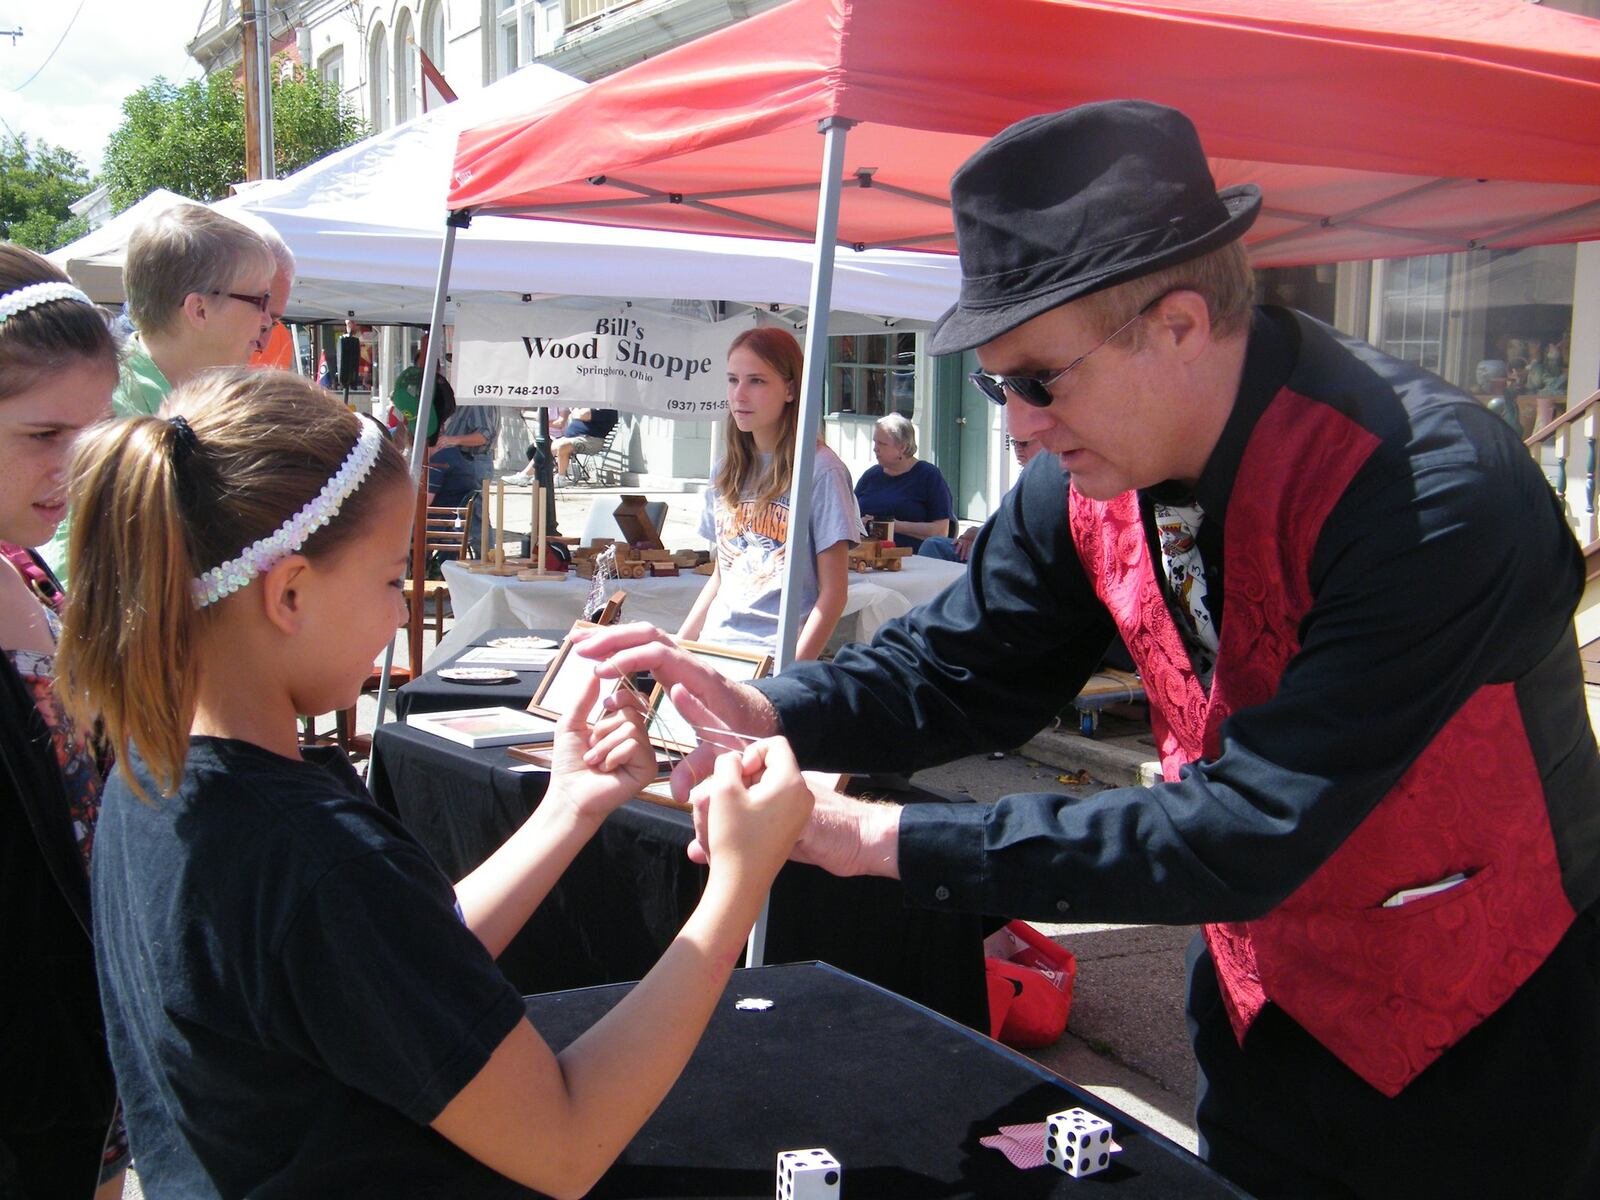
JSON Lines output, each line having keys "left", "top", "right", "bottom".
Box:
{"left": 61, "top": 368, "right": 813, "bottom": 1198}
{"left": 0, "top": 242, "right": 127, "bottom": 1199}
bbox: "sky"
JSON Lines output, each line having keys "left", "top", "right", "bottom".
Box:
{"left": 0, "top": 0, "right": 206, "bottom": 175}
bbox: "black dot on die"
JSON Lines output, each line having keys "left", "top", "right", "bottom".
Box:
{"left": 1098, "top": 1153, "right": 1109, "bottom": 1166}
{"left": 1098, "top": 1130, "right": 1109, "bottom": 1143}
{"left": 1046, "top": 1149, "right": 1057, "bottom": 1163}
{"left": 825, "top": 1170, "right": 839, "bottom": 1185}
{"left": 1047, "top": 1134, "right": 1057, "bottom": 1148}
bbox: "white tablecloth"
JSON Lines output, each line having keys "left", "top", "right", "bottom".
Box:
{"left": 429, "top": 556, "right": 967, "bottom": 667}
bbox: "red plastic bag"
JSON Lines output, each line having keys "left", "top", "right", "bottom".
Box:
{"left": 983, "top": 921, "right": 1077, "bottom": 1048}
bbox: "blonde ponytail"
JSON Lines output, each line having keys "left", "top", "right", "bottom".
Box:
{"left": 59, "top": 417, "right": 202, "bottom": 796}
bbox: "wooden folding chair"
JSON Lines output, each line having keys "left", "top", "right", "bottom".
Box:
{"left": 406, "top": 492, "right": 477, "bottom": 639}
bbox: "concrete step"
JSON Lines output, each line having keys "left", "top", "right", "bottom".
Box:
{"left": 1022, "top": 721, "right": 1156, "bottom": 788}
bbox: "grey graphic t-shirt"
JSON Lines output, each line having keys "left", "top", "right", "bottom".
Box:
{"left": 697, "top": 444, "right": 861, "bottom": 650}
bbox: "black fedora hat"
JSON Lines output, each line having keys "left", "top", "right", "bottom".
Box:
{"left": 928, "top": 100, "right": 1260, "bottom": 356}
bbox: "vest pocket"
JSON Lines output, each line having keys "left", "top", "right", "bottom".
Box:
{"left": 1359, "top": 863, "right": 1495, "bottom": 924}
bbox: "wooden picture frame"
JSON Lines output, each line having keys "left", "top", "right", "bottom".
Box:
{"left": 527, "top": 620, "right": 620, "bottom": 723}
{"left": 644, "top": 639, "right": 773, "bottom": 754}
{"left": 590, "top": 588, "right": 627, "bottom": 627}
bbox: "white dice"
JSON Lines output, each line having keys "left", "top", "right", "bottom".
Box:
{"left": 776, "top": 1147, "right": 841, "bottom": 1198}
{"left": 1045, "top": 1107, "right": 1114, "bottom": 1177}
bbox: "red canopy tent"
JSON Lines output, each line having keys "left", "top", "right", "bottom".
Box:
{"left": 449, "top": 0, "right": 1600, "bottom": 265}
{"left": 433, "top": 0, "right": 1600, "bottom": 672}
{"left": 419, "top": 0, "right": 1600, "bottom": 961}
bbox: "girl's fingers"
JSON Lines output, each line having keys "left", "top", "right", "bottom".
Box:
{"left": 750, "top": 735, "right": 800, "bottom": 781}
{"left": 557, "top": 672, "right": 602, "bottom": 736}
{"left": 583, "top": 719, "right": 647, "bottom": 768}
{"left": 670, "top": 742, "right": 718, "bottom": 806}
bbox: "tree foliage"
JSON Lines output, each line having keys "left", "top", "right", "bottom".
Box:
{"left": 0, "top": 133, "right": 93, "bottom": 252}
{"left": 102, "top": 61, "right": 368, "bottom": 213}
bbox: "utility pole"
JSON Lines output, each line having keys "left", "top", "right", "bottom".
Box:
{"left": 239, "top": 0, "right": 276, "bottom": 181}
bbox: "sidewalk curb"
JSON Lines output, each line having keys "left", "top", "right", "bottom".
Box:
{"left": 1021, "top": 725, "right": 1153, "bottom": 788}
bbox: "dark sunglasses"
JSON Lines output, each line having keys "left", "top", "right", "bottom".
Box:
{"left": 210, "top": 290, "right": 272, "bottom": 314}
{"left": 969, "top": 293, "right": 1169, "bottom": 408}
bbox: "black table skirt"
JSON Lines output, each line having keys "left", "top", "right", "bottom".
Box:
{"left": 370, "top": 723, "right": 989, "bottom": 1028}
{"left": 525, "top": 962, "right": 1245, "bottom": 1199}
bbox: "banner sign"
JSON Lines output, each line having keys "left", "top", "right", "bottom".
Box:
{"left": 455, "top": 302, "right": 730, "bottom": 417}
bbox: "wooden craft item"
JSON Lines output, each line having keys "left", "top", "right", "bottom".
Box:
{"left": 481, "top": 479, "right": 492, "bottom": 563}
{"left": 516, "top": 481, "right": 565, "bottom": 583}
{"left": 612, "top": 495, "right": 664, "bottom": 549}
{"left": 495, "top": 479, "right": 507, "bottom": 567}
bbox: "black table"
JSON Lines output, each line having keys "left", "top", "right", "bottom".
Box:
{"left": 525, "top": 962, "right": 1246, "bottom": 1199}
{"left": 394, "top": 627, "right": 563, "bottom": 718}
{"left": 369, "top": 721, "right": 988, "bottom": 1028}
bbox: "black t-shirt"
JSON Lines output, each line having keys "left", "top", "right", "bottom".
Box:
{"left": 92, "top": 738, "right": 536, "bottom": 1199}
{"left": 565, "top": 408, "right": 617, "bottom": 440}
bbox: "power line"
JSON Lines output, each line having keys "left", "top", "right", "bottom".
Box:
{"left": 10, "top": 0, "right": 88, "bottom": 92}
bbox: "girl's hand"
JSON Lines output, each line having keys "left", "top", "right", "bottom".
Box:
{"left": 544, "top": 673, "right": 657, "bottom": 823}
{"left": 687, "top": 737, "right": 814, "bottom": 888}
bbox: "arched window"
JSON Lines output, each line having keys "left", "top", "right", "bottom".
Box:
{"left": 368, "top": 22, "right": 389, "bottom": 131}
{"left": 394, "top": 9, "right": 418, "bottom": 124}
{"left": 421, "top": 0, "right": 446, "bottom": 65}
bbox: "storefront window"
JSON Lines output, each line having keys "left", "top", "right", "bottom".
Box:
{"left": 826, "top": 331, "right": 916, "bottom": 417}
{"left": 1378, "top": 253, "right": 1448, "bottom": 375}
{"left": 1372, "top": 246, "right": 1575, "bottom": 437}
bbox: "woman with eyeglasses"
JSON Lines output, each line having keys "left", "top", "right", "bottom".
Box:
{"left": 42, "top": 203, "right": 275, "bottom": 586}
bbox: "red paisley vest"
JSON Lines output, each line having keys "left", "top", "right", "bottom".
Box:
{"left": 1069, "top": 388, "right": 1575, "bottom": 1097}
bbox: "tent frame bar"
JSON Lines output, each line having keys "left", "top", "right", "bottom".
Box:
{"left": 748, "top": 114, "right": 856, "bottom": 967}
{"left": 369, "top": 214, "right": 467, "bottom": 775}
{"left": 468, "top": 165, "right": 955, "bottom": 251}
{"left": 1472, "top": 197, "right": 1600, "bottom": 247}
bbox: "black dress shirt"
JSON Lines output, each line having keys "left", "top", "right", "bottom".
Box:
{"left": 758, "top": 308, "right": 1589, "bottom": 925}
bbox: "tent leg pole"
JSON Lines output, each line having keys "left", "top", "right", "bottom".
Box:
{"left": 369, "top": 217, "right": 465, "bottom": 785}
{"left": 751, "top": 116, "right": 853, "bottom": 967}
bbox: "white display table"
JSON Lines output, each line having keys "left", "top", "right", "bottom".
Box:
{"left": 429, "top": 555, "right": 966, "bottom": 667}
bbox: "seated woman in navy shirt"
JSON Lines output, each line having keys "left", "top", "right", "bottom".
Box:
{"left": 853, "top": 413, "right": 954, "bottom": 551}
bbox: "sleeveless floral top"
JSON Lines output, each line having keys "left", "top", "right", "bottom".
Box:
{"left": 7, "top": 606, "right": 109, "bottom": 869}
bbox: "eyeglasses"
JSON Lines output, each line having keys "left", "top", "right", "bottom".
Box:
{"left": 969, "top": 293, "right": 1169, "bottom": 408}
{"left": 210, "top": 290, "right": 272, "bottom": 314}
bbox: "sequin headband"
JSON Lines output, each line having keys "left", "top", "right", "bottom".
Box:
{"left": 0, "top": 281, "right": 95, "bottom": 326}
{"left": 191, "top": 418, "right": 386, "bottom": 608}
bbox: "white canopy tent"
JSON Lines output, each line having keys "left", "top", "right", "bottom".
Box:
{"left": 48, "top": 189, "right": 199, "bottom": 305}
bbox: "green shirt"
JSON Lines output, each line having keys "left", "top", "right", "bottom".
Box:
{"left": 42, "top": 338, "right": 172, "bottom": 583}
{"left": 110, "top": 337, "right": 172, "bottom": 418}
